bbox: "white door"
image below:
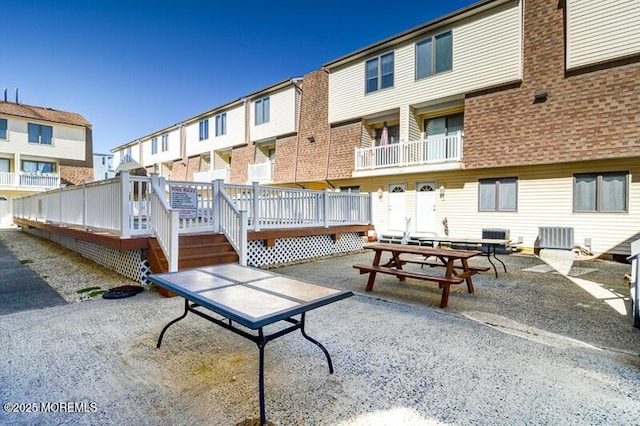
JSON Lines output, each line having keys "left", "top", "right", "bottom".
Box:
{"left": 387, "top": 184, "right": 406, "bottom": 231}
{"left": 0, "top": 195, "right": 10, "bottom": 225}
{"left": 416, "top": 182, "right": 437, "bottom": 234}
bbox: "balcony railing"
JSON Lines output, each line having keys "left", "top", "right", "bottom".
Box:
{"left": 193, "top": 168, "right": 229, "bottom": 183}
{"left": 354, "top": 131, "right": 463, "bottom": 170}
{"left": 248, "top": 160, "right": 274, "bottom": 183}
{"left": 0, "top": 172, "right": 61, "bottom": 189}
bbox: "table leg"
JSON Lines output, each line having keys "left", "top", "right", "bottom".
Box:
{"left": 299, "top": 313, "right": 334, "bottom": 374}
{"left": 366, "top": 250, "right": 382, "bottom": 291}
{"left": 258, "top": 329, "right": 267, "bottom": 426}
{"left": 156, "top": 298, "right": 189, "bottom": 348}
{"left": 492, "top": 245, "right": 507, "bottom": 274}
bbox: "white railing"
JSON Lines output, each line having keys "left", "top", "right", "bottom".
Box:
{"left": 215, "top": 180, "right": 248, "bottom": 266}
{"left": 0, "top": 172, "right": 60, "bottom": 188}
{"left": 13, "top": 175, "right": 372, "bottom": 270}
{"left": 224, "top": 182, "right": 372, "bottom": 231}
{"left": 193, "top": 168, "right": 229, "bottom": 183}
{"left": 627, "top": 238, "right": 640, "bottom": 328}
{"left": 355, "top": 131, "right": 463, "bottom": 170}
{"left": 150, "top": 175, "right": 179, "bottom": 272}
{"left": 248, "top": 160, "right": 274, "bottom": 183}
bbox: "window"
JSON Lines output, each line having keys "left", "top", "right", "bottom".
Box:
{"left": 424, "top": 113, "right": 464, "bottom": 137}
{"left": 374, "top": 124, "right": 399, "bottom": 146}
{"left": 199, "top": 119, "right": 209, "bottom": 141}
{"left": 0, "top": 118, "right": 7, "bottom": 140}
{"left": 22, "top": 160, "right": 56, "bottom": 173}
{"left": 479, "top": 177, "right": 517, "bottom": 212}
{"left": 0, "top": 158, "right": 9, "bottom": 172}
{"left": 101, "top": 157, "right": 106, "bottom": 165}
{"left": 27, "top": 123, "right": 53, "bottom": 145}
{"left": 215, "top": 113, "right": 226, "bottom": 136}
{"left": 124, "top": 147, "right": 132, "bottom": 162}
{"left": 366, "top": 52, "right": 394, "bottom": 93}
{"left": 151, "top": 137, "right": 158, "bottom": 155}
{"left": 161, "top": 134, "right": 169, "bottom": 151}
{"left": 574, "top": 172, "right": 627, "bottom": 212}
{"left": 339, "top": 186, "right": 360, "bottom": 193}
{"left": 416, "top": 30, "right": 452, "bottom": 79}
{"left": 255, "top": 97, "right": 270, "bottom": 125}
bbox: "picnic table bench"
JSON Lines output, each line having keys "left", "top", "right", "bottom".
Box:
{"left": 353, "top": 243, "right": 488, "bottom": 308}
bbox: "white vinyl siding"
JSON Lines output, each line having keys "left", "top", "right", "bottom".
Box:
{"left": 185, "top": 105, "right": 246, "bottom": 157}
{"left": 250, "top": 86, "right": 298, "bottom": 142}
{"left": 144, "top": 128, "right": 181, "bottom": 165}
{"left": 0, "top": 119, "right": 85, "bottom": 161}
{"left": 328, "top": 0, "right": 522, "bottom": 123}
{"left": 566, "top": 0, "right": 640, "bottom": 70}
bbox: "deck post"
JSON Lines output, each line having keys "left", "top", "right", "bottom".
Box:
{"left": 213, "top": 179, "right": 222, "bottom": 233}
{"left": 58, "top": 185, "right": 63, "bottom": 226}
{"left": 82, "top": 179, "right": 89, "bottom": 230}
{"left": 120, "top": 171, "right": 131, "bottom": 238}
{"left": 252, "top": 181, "right": 261, "bottom": 232}
{"left": 239, "top": 210, "right": 248, "bottom": 266}
{"left": 322, "top": 188, "right": 329, "bottom": 228}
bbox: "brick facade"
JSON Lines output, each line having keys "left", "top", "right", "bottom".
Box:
{"left": 463, "top": 0, "right": 640, "bottom": 169}
{"left": 327, "top": 120, "right": 363, "bottom": 181}
{"left": 230, "top": 145, "right": 252, "bottom": 184}
{"left": 60, "top": 165, "right": 94, "bottom": 185}
{"left": 170, "top": 156, "right": 201, "bottom": 181}
{"left": 273, "top": 134, "right": 297, "bottom": 184}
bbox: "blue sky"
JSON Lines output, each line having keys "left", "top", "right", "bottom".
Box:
{"left": 3, "top": 0, "right": 477, "bottom": 155}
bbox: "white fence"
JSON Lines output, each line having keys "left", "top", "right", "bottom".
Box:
{"left": 13, "top": 174, "right": 372, "bottom": 270}
{"left": 355, "top": 131, "right": 463, "bottom": 170}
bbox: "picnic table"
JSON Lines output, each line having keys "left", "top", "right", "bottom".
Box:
{"left": 147, "top": 263, "right": 353, "bottom": 426}
{"left": 413, "top": 236, "right": 512, "bottom": 278}
{"left": 353, "top": 243, "right": 488, "bottom": 308}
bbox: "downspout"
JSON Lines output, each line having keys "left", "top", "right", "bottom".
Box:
{"left": 322, "top": 67, "right": 334, "bottom": 190}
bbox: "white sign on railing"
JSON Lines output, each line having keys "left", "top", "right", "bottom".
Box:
{"left": 170, "top": 186, "right": 197, "bottom": 219}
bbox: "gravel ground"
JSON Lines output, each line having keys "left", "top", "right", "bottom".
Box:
{"left": 1, "top": 230, "right": 639, "bottom": 425}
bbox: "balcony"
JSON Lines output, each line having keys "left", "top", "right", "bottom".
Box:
{"left": 354, "top": 131, "right": 464, "bottom": 175}
{"left": 248, "top": 160, "right": 274, "bottom": 184}
{"left": 0, "top": 172, "right": 61, "bottom": 189}
{"left": 193, "top": 168, "right": 229, "bottom": 183}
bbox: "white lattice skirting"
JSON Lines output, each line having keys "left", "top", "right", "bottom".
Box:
{"left": 247, "top": 233, "right": 363, "bottom": 267}
{"left": 24, "top": 228, "right": 143, "bottom": 284}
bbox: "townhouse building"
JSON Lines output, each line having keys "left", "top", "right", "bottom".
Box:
{"left": 112, "top": 78, "right": 302, "bottom": 185}
{"left": 0, "top": 100, "right": 93, "bottom": 225}
{"left": 111, "top": 0, "right": 640, "bottom": 257}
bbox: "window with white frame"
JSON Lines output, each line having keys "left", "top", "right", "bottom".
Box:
{"left": 366, "top": 52, "right": 394, "bottom": 93}
{"left": 424, "top": 113, "right": 463, "bottom": 137}
{"left": 124, "top": 147, "right": 132, "bottom": 162}
{"left": 215, "top": 112, "right": 227, "bottom": 136}
{"left": 574, "top": 172, "right": 628, "bottom": 212}
{"left": 255, "top": 97, "right": 270, "bottom": 125}
{"left": 151, "top": 137, "right": 158, "bottom": 154}
{"left": 416, "top": 30, "right": 452, "bottom": 79}
{"left": 0, "top": 158, "right": 9, "bottom": 172}
{"left": 22, "top": 160, "right": 56, "bottom": 173}
{"left": 27, "top": 123, "right": 53, "bottom": 145}
{"left": 0, "top": 118, "right": 7, "bottom": 140}
{"left": 479, "top": 177, "right": 517, "bottom": 212}
{"left": 161, "top": 134, "right": 169, "bottom": 151}
{"left": 199, "top": 119, "right": 209, "bottom": 141}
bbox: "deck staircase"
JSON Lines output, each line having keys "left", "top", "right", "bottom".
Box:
{"left": 146, "top": 233, "right": 239, "bottom": 296}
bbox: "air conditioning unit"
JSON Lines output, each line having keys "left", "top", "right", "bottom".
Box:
{"left": 482, "top": 228, "right": 510, "bottom": 254}
{"left": 538, "top": 227, "right": 574, "bottom": 250}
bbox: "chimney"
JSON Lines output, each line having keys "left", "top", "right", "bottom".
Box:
{"left": 15, "top": 88, "right": 19, "bottom": 104}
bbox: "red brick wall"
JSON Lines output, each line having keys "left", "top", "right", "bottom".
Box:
{"left": 230, "top": 145, "right": 252, "bottom": 184}
{"left": 327, "top": 121, "right": 362, "bottom": 180}
{"left": 463, "top": 0, "right": 640, "bottom": 169}
{"left": 273, "top": 134, "right": 297, "bottom": 183}
{"left": 294, "top": 70, "right": 332, "bottom": 183}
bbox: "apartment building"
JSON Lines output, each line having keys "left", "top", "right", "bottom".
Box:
{"left": 93, "top": 153, "right": 115, "bottom": 180}
{"left": 112, "top": 78, "right": 302, "bottom": 185}
{"left": 111, "top": 0, "right": 640, "bottom": 257}
{"left": 0, "top": 99, "right": 93, "bottom": 225}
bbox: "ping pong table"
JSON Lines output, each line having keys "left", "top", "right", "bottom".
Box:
{"left": 147, "top": 263, "right": 353, "bottom": 426}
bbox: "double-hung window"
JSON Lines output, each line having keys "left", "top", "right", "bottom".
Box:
{"left": 23, "top": 160, "right": 55, "bottom": 173}
{"left": 574, "top": 172, "right": 627, "bottom": 212}
{"left": 0, "top": 118, "right": 7, "bottom": 140}
{"left": 151, "top": 137, "right": 158, "bottom": 155}
{"left": 124, "top": 147, "right": 132, "bottom": 162}
{"left": 479, "top": 177, "right": 517, "bottom": 212}
{"left": 416, "top": 30, "right": 453, "bottom": 79}
{"left": 161, "top": 134, "right": 169, "bottom": 152}
{"left": 27, "top": 123, "right": 53, "bottom": 145}
{"left": 255, "top": 97, "right": 270, "bottom": 125}
{"left": 366, "top": 52, "right": 394, "bottom": 93}
{"left": 215, "top": 113, "right": 227, "bottom": 136}
{"left": 199, "top": 119, "right": 209, "bottom": 141}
